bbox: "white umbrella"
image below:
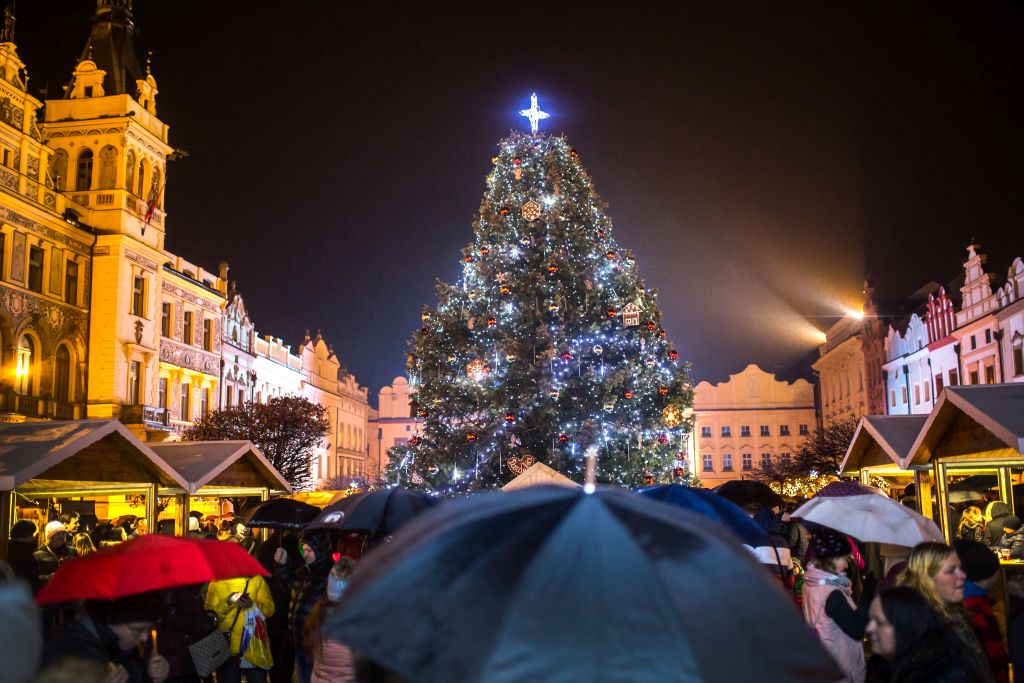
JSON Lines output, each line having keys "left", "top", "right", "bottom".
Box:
{"left": 792, "top": 481, "right": 943, "bottom": 547}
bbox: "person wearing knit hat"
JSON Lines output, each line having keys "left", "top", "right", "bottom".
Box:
{"left": 955, "top": 540, "right": 1010, "bottom": 682}
{"left": 802, "top": 528, "right": 873, "bottom": 683}
{"left": 44, "top": 592, "right": 169, "bottom": 683}
{"left": 999, "top": 516, "right": 1024, "bottom": 561}
{"left": 34, "top": 521, "right": 76, "bottom": 585}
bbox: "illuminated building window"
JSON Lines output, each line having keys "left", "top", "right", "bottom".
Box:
{"left": 779, "top": 425, "right": 790, "bottom": 436}
{"left": 183, "top": 311, "right": 194, "bottom": 345}
{"left": 741, "top": 453, "right": 752, "bottom": 471}
{"left": 203, "top": 319, "right": 213, "bottom": 351}
{"left": 761, "top": 452, "right": 771, "bottom": 467}
{"left": 64, "top": 261, "right": 79, "bottom": 305}
{"left": 15, "top": 335, "right": 34, "bottom": 395}
{"left": 721, "top": 453, "right": 733, "bottom": 472}
{"left": 54, "top": 346, "right": 71, "bottom": 402}
{"left": 985, "top": 365, "right": 995, "bottom": 384}
{"left": 969, "top": 369, "right": 979, "bottom": 385}
{"left": 128, "top": 361, "right": 141, "bottom": 405}
{"left": 131, "top": 275, "right": 146, "bottom": 316}
{"left": 158, "top": 377, "right": 167, "bottom": 409}
{"left": 914, "top": 385, "right": 921, "bottom": 405}
{"left": 799, "top": 424, "right": 809, "bottom": 436}
{"left": 721, "top": 426, "right": 731, "bottom": 438}
{"left": 985, "top": 329, "right": 992, "bottom": 344}
{"left": 27, "top": 246, "right": 43, "bottom": 293}
{"left": 923, "top": 382, "right": 931, "bottom": 402}
{"left": 901, "top": 387, "right": 908, "bottom": 404}
{"left": 780, "top": 453, "right": 791, "bottom": 466}
{"left": 180, "top": 382, "right": 191, "bottom": 420}
{"left": 759, "top": 425, "right": 770, "bottom": 437}
{"left": 700, "top": 426, "right": 711, "bottom": 438}
{"left": 740, "top": 425, "right": 750, "bottom": 437}
{"left": 75, "top": 148, "right": 93, "bottom": 191}
{"left": 948, "top": 369, "right": 959, "bottom": 386}
{"left": 702, "top": 453, "right": 713, "bottom": 472}
{"left": 161, "top": 303, "right": 172, "bottom": 336}
{"left": 1014, "top": 341, "right": 1024, "bottom": 377}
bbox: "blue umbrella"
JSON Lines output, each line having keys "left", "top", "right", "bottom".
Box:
{"left": 327, "top": 485, "right": 839, "bottom": 683}
{"left": 637, "top": 484, "right": 772, "bottom": 547}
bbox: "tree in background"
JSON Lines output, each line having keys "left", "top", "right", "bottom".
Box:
{"left": 182, "top": 396, "right": 329, "bottom": 491}
{"left": 391, "top": 115, "right": 694, "bottom": 493}
{"left": 750, "top": 415, "right": 859, "bottom": 496}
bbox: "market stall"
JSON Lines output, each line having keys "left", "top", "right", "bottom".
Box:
{"left": 502, "top": 461, "right": 578, "bottom": 491}
{"left": 906, "top": 384, "right": 1024, "bottom": 541}
{"left": 841, "top": 415, "right": 928, "bottom": 514}
{"left": 0, "top": 420, "right": 188, "bottom": 559}
{"left": 148, "top": 440, "right": 292, "bottom": 535}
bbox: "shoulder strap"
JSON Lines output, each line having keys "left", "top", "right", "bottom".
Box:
{"left": 226, "top": 579, "right": 251, "bottom": 633}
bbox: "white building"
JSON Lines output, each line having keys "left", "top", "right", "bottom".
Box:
{"left": 996, "top": 257, "right": 1024, "bottom": 383}
{"left": 367, "top": 376, "right": 422, "bottom": 481}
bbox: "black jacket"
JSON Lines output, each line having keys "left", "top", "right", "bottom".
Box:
{"left": 8, "top": 539, "right": 40, "bottom": 592}
{"left": 33, "top": 544, "right": 76, "bottom": 583}
{"left": 275, "top": 534, "right": 333, "bottom": 639}
{"left": 865, "top": 631, "right": 980, "bottom": 683}
{"left": 985, "top": 502, "right": 1012, "bottom": 547}
{"left": 44, "top": 615, "right": 152, "bottom": 683}
{"left": 1001, "top": 529, "right": 1024, "bottom": 560}
{"left": 157, "top": 585, "right": 218, "bottom": 678}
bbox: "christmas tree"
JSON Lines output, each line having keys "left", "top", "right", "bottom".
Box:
{"left": 394, "top": 95, "right": 694, "bottom": 493}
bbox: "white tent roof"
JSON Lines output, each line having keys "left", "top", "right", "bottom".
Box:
{"left": 501, "top": 462, "right": 578, "bottom": 491}
{"left": 908, "top": 384, "right": 1024, "bottom": 467}
{"left": 842, "top": 415, "right": 928, "bottom": 472}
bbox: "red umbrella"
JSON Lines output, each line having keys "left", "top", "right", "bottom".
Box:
{"left": 37, "top": 534, "right": 269, "bottom": 605}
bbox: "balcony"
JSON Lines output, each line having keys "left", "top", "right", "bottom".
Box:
{"left": 120, "top": 404, "right": 171, "bottom": 429}
{"left": 0, "top": 389, "right": 83, "bottom": 420}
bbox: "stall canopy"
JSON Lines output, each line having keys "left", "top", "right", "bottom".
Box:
{"left": 907, "top": 385, "right": 1024, "bottom": 468}
{"left": 502, "top": 462, "right": 578, "bottom": 491}
{"left": 842, "top": 415, "right": 928, "bottom": 474}
{"left": 148, "top": 441, "right": 292, "bottom": 496}
{"left": 0, "top": 420, "right": 187, "bottom": 494}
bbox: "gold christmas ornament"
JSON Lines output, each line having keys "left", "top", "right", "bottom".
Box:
{"left": 522, "top": 200, "right": 542, "bottom": 222}
{"left": 662, "top": 405, "right": 683, "bottom": 428}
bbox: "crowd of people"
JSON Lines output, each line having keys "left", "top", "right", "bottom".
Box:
{"left": 6, "top": 497, "right": 1024, "bottom": 682}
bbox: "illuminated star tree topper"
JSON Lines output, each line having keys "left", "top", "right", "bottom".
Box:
{"left": 519, "top": 93, "right": 549, "bottom": 133}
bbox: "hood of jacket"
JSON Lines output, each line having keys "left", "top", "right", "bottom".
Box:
{"left": 986, "top": 501, "right": 1011, "bottom": 521}
{"left": 300, "top": 532, "right": 334, "bottom": 577}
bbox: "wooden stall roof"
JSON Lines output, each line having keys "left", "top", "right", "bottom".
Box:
{"left": 502, "top": 462, "right": 579, "bottom": 491}
{"left": 0, "top": 420, "right": 188, "bottom": 492}
{"left": 148, "top": 441, "right": 292, "bottom": 494}
{"left": 907, "top": 385, "right": 1024, "bottom": 468}
{"left": 841, "top": 415, "right": 928, "bottom": 473}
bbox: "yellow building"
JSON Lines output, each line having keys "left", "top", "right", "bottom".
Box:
{"left": 693, "top": 364, "right": 816, "bottom": 487}
{"left": 0, "top": 26, "right": 91, "bottom": 421}
{"left": 812, "top": 316, "right": 868, "bottom": 425}
{"left": 43, "top": 0, "right": 226, "bottom": 439}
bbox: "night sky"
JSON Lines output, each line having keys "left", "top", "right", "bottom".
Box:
{"left": 16, "top": 2, "right": 1024, "bottom": 399}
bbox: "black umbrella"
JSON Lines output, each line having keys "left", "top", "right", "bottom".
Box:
{"left": 327, "top": 486, "right": 839, "bottom": 683}
{"left": 238, "top": 498, "right": 320, "bottom": 530}
{"left": 715, "top": 480, "right": 784, "bottom": 511}
{"left": 305, "top": 487, "right": 435, "bottom": 541}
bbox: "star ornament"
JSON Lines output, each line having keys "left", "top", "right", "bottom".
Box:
{"left": 519, "top": 93, "right": 550, "bottom": 134}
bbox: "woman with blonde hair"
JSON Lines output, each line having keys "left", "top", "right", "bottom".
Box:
{"left": 958, "top": 506, "right": 985, "bottom": 543}
{"left": 71, "top": 532, "right": 96, "bottom": 557}
{"left": 896, "top": 542, "right": 991, "bottom": 681}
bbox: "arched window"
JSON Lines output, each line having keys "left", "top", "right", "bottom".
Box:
{"left": 54, "top": 345, "right": 71, "bottom": 402}
{"left": 75, "top": 148, "right": 94, "bottom": 191}
{"left": 125, "top": 149, "right": 136, "bottom": 192}
{"left": 52, "top": 149, "right": 69, "bottom": 190}
{"left": 137, "top": 159, "right": 146, "bottom": 197}
{"left": 15, "top": 335, "right": 34, "bottom": 395}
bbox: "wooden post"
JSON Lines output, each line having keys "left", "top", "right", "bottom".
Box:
{"left": 175, "top": 493, "right": 191, "bottom": 536}
{"left": 145, "top": 484, "right": 158, "bottom": 538}
{"left": 934, "top": 462, "right": 951, "bottom": 543}
{"left": 0, "top": 490, "right": 14, "bottom": 562}
{"left": 259, "top": 488, "right": 270, "bottom": 544}
{"left": 914, "top": 469, "right": 934, "bottom": 522}
{"left": 859, "top": 469, "right": 871, "bottom": 486}
{"left": 998, "top": 467, "right": 1014, "bottom": 515}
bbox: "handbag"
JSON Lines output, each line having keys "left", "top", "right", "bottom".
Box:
{"left": 188, "top": 627, "right": 232, "bottom": 678}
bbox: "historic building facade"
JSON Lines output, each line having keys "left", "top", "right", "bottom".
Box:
{"left": 813, "top": 316, "right": 868, "bottom": 425}
{"left": 692, "top": 364, "right": 816, "bottom": 488}
{"left": 0, "top": 33, "right": 91, "bottom": 421}
{"left": 995, "top": 258, "right": 1024, "bottom": 384}
{"left": 221, "top": 281, "right": 256, "bottom": 408}
{"left": 954, "top": 244, "right": 1003, "bottom": 386}
{"left": 367, "top": 376, "right": 422, "bottom": 482}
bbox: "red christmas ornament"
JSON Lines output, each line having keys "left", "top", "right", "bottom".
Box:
{"left": 658, "top": 386, "right": 669, "bottom": 396}
{"left": 409, "top": 436, "right": 422, "bottom": 446}
{"left": 514, "top": 157, "right": 522, "bottom": 165}
{"left": 668, "top": 350, "right": 679, "bottom": 360}
{"left": 658, "top": 433, "right": 668, "bottom": 444}
{"left": 646, "top": 321, "right": 656, "bottom": 332}
{"left": 500, "top": 207, "right": 510, "bottom": 216}
{"left": 644, "top": 472, "right": 655, "bottom": 486}
{"left": 487, "top": 316, "right": 497, "bottom": 327}
{"left": 607, "top": 309, "right": 618, "bottom": 319}
{"left": 466, "top": 431, "right": 478, "bottom": 442}
{"left": 463, "top": 255, "right": 474, "bottom": 263}
{"left": 479, "top": 247, "right": 490, "bottom": 256}
{"left": 605, "top": 251, "right": 617, "bottom": 260}
{"left": 571, "top": 149, "right": 579, "bottom": 158}
{"left": 558, "top": 433, "right": 569, "bottom": 444}
{"left": 596, "top": 229, "right": 606, "bottom": 239}
{"left": 504, "top": 413, "right": 516, "bottom": 423}
{"left": 547, "top": 263, "right": 559, "bottom": 273}
{"left": 420, "top": 326, "right": 430, "bottom": 336}
{"left": 561, "top": 352, "right": 573, "bottom": 361}
{"left": 623, "top": 390, "right": 635, "bottom": 399}
{"left": 416, "top": 408, "right": 428, "bottom": 418}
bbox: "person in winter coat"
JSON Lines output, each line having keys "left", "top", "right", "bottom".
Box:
{"left": 305, "top": 559, "right": 356, "bottom": 683}
{"left": 257, "top": 532, "right": 302, "bottom": 683}
{"left": 34, "top": 521, "right": 77, "bottom": 584}
{"left": 958, "top": 506, "right": 986, "bottom": 543}
{"left": 954, "top": 540, "right": 1010, "bottom": 683}
{"left": 803, "top": 528, "right": 873, "bottom": 682}
{"left": 157, "top": 584, "right": 218, "bottom": 683}
{"left": 998, "top": 516, "right": 1024, "bottom": 559}
{"left": 273, "top": 533, "right": 333, "bottom": 683}
{"left": 865, "top": 586, "right": 978, "bottom": 682}
{"left": 43, "top": 593, "right": 170, "bottom": 683}
{"left": 7, "top": 519, "right": 41, "bottom": 593}
{"left": 897, "top": 542, "right": 993, "bottom": 682}
{"left": 750, "top": 507, "right": 793, "bottom": 583}
{"left": 984, "top": 501, "right": 1012, "bottom": 547}
{"left": 206, "top": 574, "right": 275, "bottom": 683}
